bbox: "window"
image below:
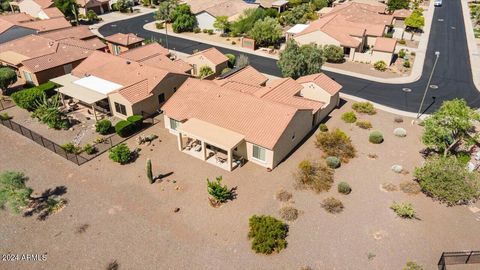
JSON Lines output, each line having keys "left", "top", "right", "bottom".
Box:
{"left": 252, "top": 145, "right": 266, "bottom": 162}
{"left": 63, "top": 64, "right": 73, "bottom": 74}
{"left": 169, "top": 118, "right": 180, "bottom": 131}
{"left": 113, "top": 45, "right": 121, "bottom": 55}
{"left": 158, "top": 93, "right": 165, "bottom": 104}
{"left": 23, "top": 71, "right": 33, "bottom": 83}
{"left": 114, "top": 102, "right": 127, "bottom": 115}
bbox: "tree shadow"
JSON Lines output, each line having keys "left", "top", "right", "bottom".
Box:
{"left": 106, "top": 260, "right": 119, "bottom": 270}
{"left": 229, "top": 186, "right": 238, "bottom": 201}
{"left": 23, "top": 185, "right": 68, "bottom": 221}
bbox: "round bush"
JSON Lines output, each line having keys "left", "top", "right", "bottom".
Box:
{"left": 127, "top": 115, "right": 143, "bottom": 127}
{"left": 393, "top": 127, "right": 407, "bottom": 137}
{"left": 341, "top": 111, "right": 357, "bottom": 123}
{"left": 326, "top": 156, "right": 341, "bottom": 169}
{"left": 374, "top": 60, "right": 387, "bottom": 71}
{"left": 95, "top": 119, "right": 112, "bottom": 135}
{"left": 321, "top": 197, "right": 344, "bottom": 214}
{"left": 108, "top": 143, "right": 131, "bottom": 164}
{"left": 115, "top": 120, "right": 134, "bottom": 137}
{"left": 319, "top": 123, "right": 328, "bottom": 132}
{"left": 337, "top": 182, "right": 351, "bottom": 194}
{"left": 369, "top": 131, "right": 384, "bottom": 144}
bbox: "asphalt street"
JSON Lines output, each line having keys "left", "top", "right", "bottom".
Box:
{"left": 99, "top": 0, "right": 479, "bottom": 113}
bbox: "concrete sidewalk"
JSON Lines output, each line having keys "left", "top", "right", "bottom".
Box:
{"left": 461, "top": 0, "right": 480, "bottom": 91}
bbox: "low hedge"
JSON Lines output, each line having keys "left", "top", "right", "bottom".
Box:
{"left": 127, "top": 115, "right": 143, "bottom": 127}
{"left": 11, "top": 82, "right": 58, "bottom": 111}
{"left": 115, "top": 120, "right": 134, "bottom": 137}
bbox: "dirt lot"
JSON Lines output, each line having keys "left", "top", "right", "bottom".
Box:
{"left": 1, "top": 99, "right": 479, "bottom": 270}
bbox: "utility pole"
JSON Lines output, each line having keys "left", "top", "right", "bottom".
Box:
{"left": 417, "top": 51, "right": 440, "bottom": 119}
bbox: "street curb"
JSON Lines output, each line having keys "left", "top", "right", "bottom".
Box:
{"left": 461, "top": 0, "right": 480, "bottom": 92}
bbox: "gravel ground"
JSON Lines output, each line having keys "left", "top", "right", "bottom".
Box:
{"left": 1, "top": 99, "right": 479, "bottom": 270}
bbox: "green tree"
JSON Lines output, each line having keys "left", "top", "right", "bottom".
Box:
{"left": 0, "top": 67, "right": 17, "bottom": 94}
{"left": 213, "top": 15, "right": 230, "bottom": 33}
{"left": 54, "top": 0, "right": 78, "bottom": 21}
{"left": 277, "top": 39, "right": 325, "bottom": 79}
{"left": 230, "top": 8, "right": 277, "bottom": 36}
{"left": 109, "top": 143, "right": 132, "bottom": 164}
{"left": 0, "top": 171, "right": 33, "bottom": 214}
{"left": 405, "top": 10, "right": 425, "bottom": 40}
{"left": 115, "top": 0, "right": 131, "bottom": 12}
{"left": 322, "top": 44, "right": 344, "bottom": 63}
{"left": 248, "top": 16, "right": 282, "bottom": 47}
{"left": 421, "top": 99, "right": 480, "bottom": 156}
{"left": 155, "top": 0, "right": 179, "bottom": 23}
{"left": 279, "top": 3, "right": 317, "bottom": 26}
{"left": 311, "top": 0, "right": 328, "bottom": 10}
{"left": 198, "top": 65, "right": 214, "bottom": 78}
{"left": 86, "top": 10, "right": 98, "bottom": 22}
{"left": 207, "top": 176, "right": 233, "bottom": 203}
{"left": 387, "top": 0, "right": 409, "bottom": 12}
{"left": 225, "top": 53, "right": 236, "bottom": 68}
{"left": 172, "top": 11, "right": 196, "bottom": 32}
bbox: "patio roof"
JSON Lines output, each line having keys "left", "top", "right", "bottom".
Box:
{"left": 51, "top": 74, "right": 108, "bottom": 104}
{"left": 177, "top": 118, "right": 245, "bottom": 150}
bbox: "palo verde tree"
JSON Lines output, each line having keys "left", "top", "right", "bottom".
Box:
{"left": 421, "top": 99, "right": 480, "bottom": 157}
{"left": 405, "top": 9, "right": 425, "bottom": 40}
{"left": 213, "top": 16, "right": 230, "bottom": 33}
{"left": 278, "top": 39, "right": 325, "bottom": 79}
{"left": 0, "top": 67, "right": 17, "bottom": 94}
{"left": 155, "top": 0, "right": 179, "bottom": 23}
{"left": 248, "top": 16, "right": 283, "bottom": 47}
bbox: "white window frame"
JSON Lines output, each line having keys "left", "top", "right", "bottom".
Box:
{"left": 252, "top": 144, "right": 266, "bottom": 162}
{"left": 169, "top": 118, "right": 180, "bottom": 131}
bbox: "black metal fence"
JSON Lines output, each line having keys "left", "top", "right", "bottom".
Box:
{"left": 0, "top": 98, "right": 15, "bottom": 111}
{"left": 0, "top": 114, "right": 161, "bottom": 166}
{"left": 438, "top": 251, "right": 480, "bottom": 270}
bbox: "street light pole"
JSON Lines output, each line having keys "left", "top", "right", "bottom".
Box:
{"left": 417, "top": 51, "right": 440, "bottom": 118}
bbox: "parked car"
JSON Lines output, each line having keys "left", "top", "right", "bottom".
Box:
{"left": 434, "top": 0, "right": 442, "bottom": 7}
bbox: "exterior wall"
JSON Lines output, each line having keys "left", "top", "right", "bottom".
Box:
{"left": 19, "top": 60, "right": 81, "bottom": 86}
{"left": 371, "top": 50, "right": 393, "bottom": 65}
{"left": 316, "top": 93, "right": 339, "bottom": 124}
{"left": 107, "top": 92, "right": 133, "bottom": 119}
{"left": 366, "top": 36, "right": 377, "bottom": 47}
{"left": 299, "top": 82, "right": 339, "bottom": 126}
{"left": 352, "top": 51, "right": 373, "bottom": 63}
{"left": 18, "top": 0, "right": 42, "bottom": 18}
{"left": 294, "top": 30, "right": 341, "bottom": 47}
{"left": 196, "top": 12, "right": 216, "bottom": 31}
{"left": 244, "top": 141, "right": 275, "bottom": 169}
{"left": 186, "top": 54, "right": 227, "bottom": 77}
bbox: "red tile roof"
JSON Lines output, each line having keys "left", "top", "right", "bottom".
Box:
{"left": 188, "top": 47, "right": 228, "bottom": 66}
{"left": 42, "top": 7, "right": 64, "bottom": 18}
{"left": 119, "top": 42, "right": 170, "bottom": 61}
{"left": 104, "top": 33, "right": 144, "bottom": 46}
{"left": 373, "top": 37, "right": 397, "bottom": 53}
{"left": 39, "top": 26, "right": 96, "bottom": 41}
{"left": 19, "top": 17, "right": 71, "bottom": 32}
{"left": 215, "top": 66, "right": 268, "bottom": 86}
{"left": 296, "top": 73, "right": 342, "bottom": 95}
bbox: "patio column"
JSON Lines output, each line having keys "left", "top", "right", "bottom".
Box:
{"left": 201, "top": 141, "right": 207, "bottom": 161}
{"left": 227, "top": 149, "right": 232, "bottom": 171}
{"left": 91, "top": 104, "right": 98, "bottom": 122}
{"left": 60, "top": 93, "right": 65, "bottom": 106}
{"left": 177, "top": 132, "right": 183, "bottom": 151}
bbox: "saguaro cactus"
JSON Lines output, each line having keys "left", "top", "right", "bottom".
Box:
{"left": 146, "top": 158, "right": 154, "bottom": 184}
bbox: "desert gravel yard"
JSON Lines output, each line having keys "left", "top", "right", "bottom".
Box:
{"left": 1, "top": 98, "right": 479, "bottom": 270}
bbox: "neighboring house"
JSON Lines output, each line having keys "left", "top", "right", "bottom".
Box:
{"left": 371, "top": 37, "right": 397, "bottom": 64}
{"left": 255, "top": 0, "right": 289, "bottom": 12}
{"left": 392, "top": 9, "right": 412, "bottom": 39}
{"left": 185, "top": 47, "right": 228, "bottom": 78}
{"left": 214, "top": 65, "right": 268, "bottom": 86}
{"left": 104, "top": 33, "right": 144, "bottom": 55}
{"left": 0, "top": 31, "right": 106, "bottom": 86}
{"left": 294, "top": 2, "right": 394, "bottom": 62}
{"left": 162, "top": 67, "right": 341, "bottom": 171}
{"left": 76, "top": 0, "right": 110, "bottom": 15}
{"left": 11, "top": 0, "right": 64, "bottom": 19}
{"left": 51, "top": 50, "right": 191, "bottom": 120}
{"left": 183, "top": 0, "right": 258, "bottom": 31}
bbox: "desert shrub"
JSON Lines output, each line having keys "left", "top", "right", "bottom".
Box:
{"left": 207, "top": 29, "right": 214, "bottom": 35}
{"left": 322, "top": 44, "right": 344, "bottom": 63}
{"left": 62, "top": 142, "right": 81, "bottom": 154}
{"left": 403, "top": 261, "right": 424, "bottom": 270}
{"left": 231, "top": 41, "right": 236, "bottom": 45}
{"left": 202, "top": 29, "right": 208, "bottom": 33}
{"left": 221, "top": 67, "right": 232, "bottom": 75}
{"left": 0, "top": 113, "right": 12, "bottom": 120}
{"left": 411, "top": 51, "right": 416, "bottom": 56}
{"left": 399, "top": 181, "right": 421, "bottom": 195}
{"left": 414, "top": 156, "right": 480, "bottom": 205}
{"left": 325, "top": 156, "right": 341, "bottom": 169}
{"left": 115, "top": 120, "right": 134, "bottom": 137}
{"left": 352, "top": 102, "right": 376, "bottom": 115}
{"left": 315, "top": 129, "right": 356, "bottom": 162}
{"left": 394, "top": 127, "right": 407, "bottom": 137}
{"left": 11, "top": 87, "right": 44, "bottom": 111}
{"left": 356, "top": 120, "right": 372, "bottom": 129}
{"left": 193, "top": 27, "right": 201, "bottom": 33}
{"left": 399, "top": 49, "right": 406, "bottom": 58}
{"left": 337, "top": 182, "right": 351, "bottom": 194}
{"left": 83, "top": 144, "right": 96, "bottom": 155}
{"left": 390, "top": 202, "right": 416, "bottom": 218}
{"left": 108, "top": 143, "right": 131, "bottom": 164}
{"left": 0, "top": 171, "right": 33, "bottom": 213}
{"left": 31, "top": 94, "right": 69, "bottom": 130}
{"left": 403, "top": 60, "right": 411, "bottom": 68}
{"left": 276, "top": 189, "right": 292, "bottom": 202}
{"left": 95, "top": 119, "right": 112, "bottom": 135}
{"left": 382, "top": 182, "right": 397, "bottom": 191}
{"left": 321, "top": 197, "right": 344, "bottom": 213}
{"left": 248, "top": 215, "right": 288, "bottom": 254}
{"left": 374, "top": 60, "right": 387, "bottom": 71}
{"left": 318, "top": 123, "right": 328, "bottom": 132}
{"left": 341, "top": 111, "right": 357, "bottom": 123}
{"left": 294, "top": 159, "right": 333, "bottom": 193}
{"left": 225, "top": 53, "right": 236, "bottom": 67}
{"left": 279, "top": 206, "right": 299, "bottom": 221}
{"left": 207, "top": 176, "right": 233, "bottom": 203}
{"left": 369, "top": 131, "right": 384, "bottom": 144}
{"left": 126, "top": 115, "right": 143, "bottom": 128}
{"left": 398, "top": 39, "right": 406, "bottom": 45}
{"left": 394, "top": 116, "right": 404, "bottom": 123}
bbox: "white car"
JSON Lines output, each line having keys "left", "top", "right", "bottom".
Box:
{"left": 434, "top": 0, "right": 442, "bottom": 7}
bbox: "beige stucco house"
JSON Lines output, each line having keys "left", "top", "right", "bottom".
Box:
{"left": 185, "top": 47, "right": 228, "bottom": 78}
{"left": 104, "top": 33, "right": 144, "bottom": 55}
{"left": 162, "top": 66, "right": 342, "bottom": 171}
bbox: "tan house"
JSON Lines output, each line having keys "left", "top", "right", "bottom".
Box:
{"left": 0, "top": 29, "right": 106, "bottom": 86}
{"left": 371, "top": 37, "right": 397, "bottom": 64}
{"left": 185, "top": 47, "right": 228, "bottom": 78}
{"left": 10, "top": 0, "right": 64, "bottom": 19}
{"left": 294, "top": 2, "right": 394, "bottom": 62}
{"left": 162, "top": 67, "right": 342, "bottom": 171}
{"left": 76, "top": 0, "right": 110, "bottom": 15}
{"left": 51, "top": 50, "right": 191, "bottom": 120}
{"left": 104, "top": 33, "right": 144, "bottom": 55}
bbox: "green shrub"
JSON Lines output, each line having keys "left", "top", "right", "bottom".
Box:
{"left": 369, "top": 131, "right": 384, "bottom": 144}
{"left": 248, "top": 215, "right": 288, "bottom": 254}
{"left": 398, "top": 39, "right": 406, "bottom": 45}
{"left": 403, "top": 60, "right": 411, "bottom": 68}
{"left": 352, "top": 102, "right": 376, "bottom": 115}
{"left": 338, "top": 182, "right": 351, "bottom": 194}
{"left": 319, "top": 123, "right": 328, "bottom": 132}
{"left": 390, "top": 202, "right": 416, "bottom": 218}
{"left": 414, "top": 156, "right": 480, "bottom": 205}
{"left": 456, "top": 151, "right": 471, "bottom": 165}
{"left": 323, "top": 44, "right": 344, "bottom": 63}
{"left": 225, "top": 53, "right": 236, "bottom": 67}
{"left": 325, "top": 156, "right": 341, "bottom": 169}
{"left": 207, "top": 176, "right": 233, "bottom": 203}
{"left": 315, "top": 129, "right": 356, "bottom": 162}
{"left": 0, "top": 113, "right": 12, "bottom": 120}
{"left": 62, "top": 142, "right": 81, "bottom": 154}
{"left": 126, "top": 115, "right": 143, "bottom": 127}
{"left": 155, "top": 22, "right": 164, "bottom": 29}
{"left": 95, "top": 119, "right": 112, "bottom": 135}
{"left": 374, "top": 60, "right": 387, "bottom": 71}
{"left": 295, "top": 159, "right": 334, "bottom": 193}
{"left": 115, "top": 120, "right": 134, "bottom": 137}
{"left": 399, "top": 49, "right": 406, "bottom": 58}
{"left": 108, "top": 143, "right": 131, "bottom": 164}
{"left": 207, "top": 29, "right": 214, "bottom": 35}
{"left": 356, "top": 120, "right": 372, "bottom": 129}
{"left": 321, "top": 197, "right": 344, "bottom": 213}
{"left": 221, "top": 67, "right": 232, "bottom": 75}
{"left": 341, "top": 111, "right": 357, "bottom": 123}
{"left": 403, "top": 261, "right": 424, "bottom": 270}
{"left": 83, "top": 144, "right": 96, "bottom": 155}
{"left": 202, "top": 29, "right": 208, "bottom": 33}
{"left": 193, "top": 27, "right": 201, "bottom": 33}
{"left": 11, "top": 87, "right": 44, "bottom": 111}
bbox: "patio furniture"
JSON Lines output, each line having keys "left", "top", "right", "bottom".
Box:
{"left": 194, "top": 144, "right": 202, "bottom": 152}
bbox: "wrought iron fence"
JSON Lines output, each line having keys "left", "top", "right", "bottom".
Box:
{"left": 438, "top": 251, "right": 480, "bottom": 270}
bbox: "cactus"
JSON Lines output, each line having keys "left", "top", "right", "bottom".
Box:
{"left": 146, "top": 158, "right": 154, "bottom": 184}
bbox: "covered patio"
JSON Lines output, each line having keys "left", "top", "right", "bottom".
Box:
{"left": 51, "top": 74, "right": 123, "bottom": 121}
{"left": 176, "top": 118, "right": 245, "bottom": 171}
